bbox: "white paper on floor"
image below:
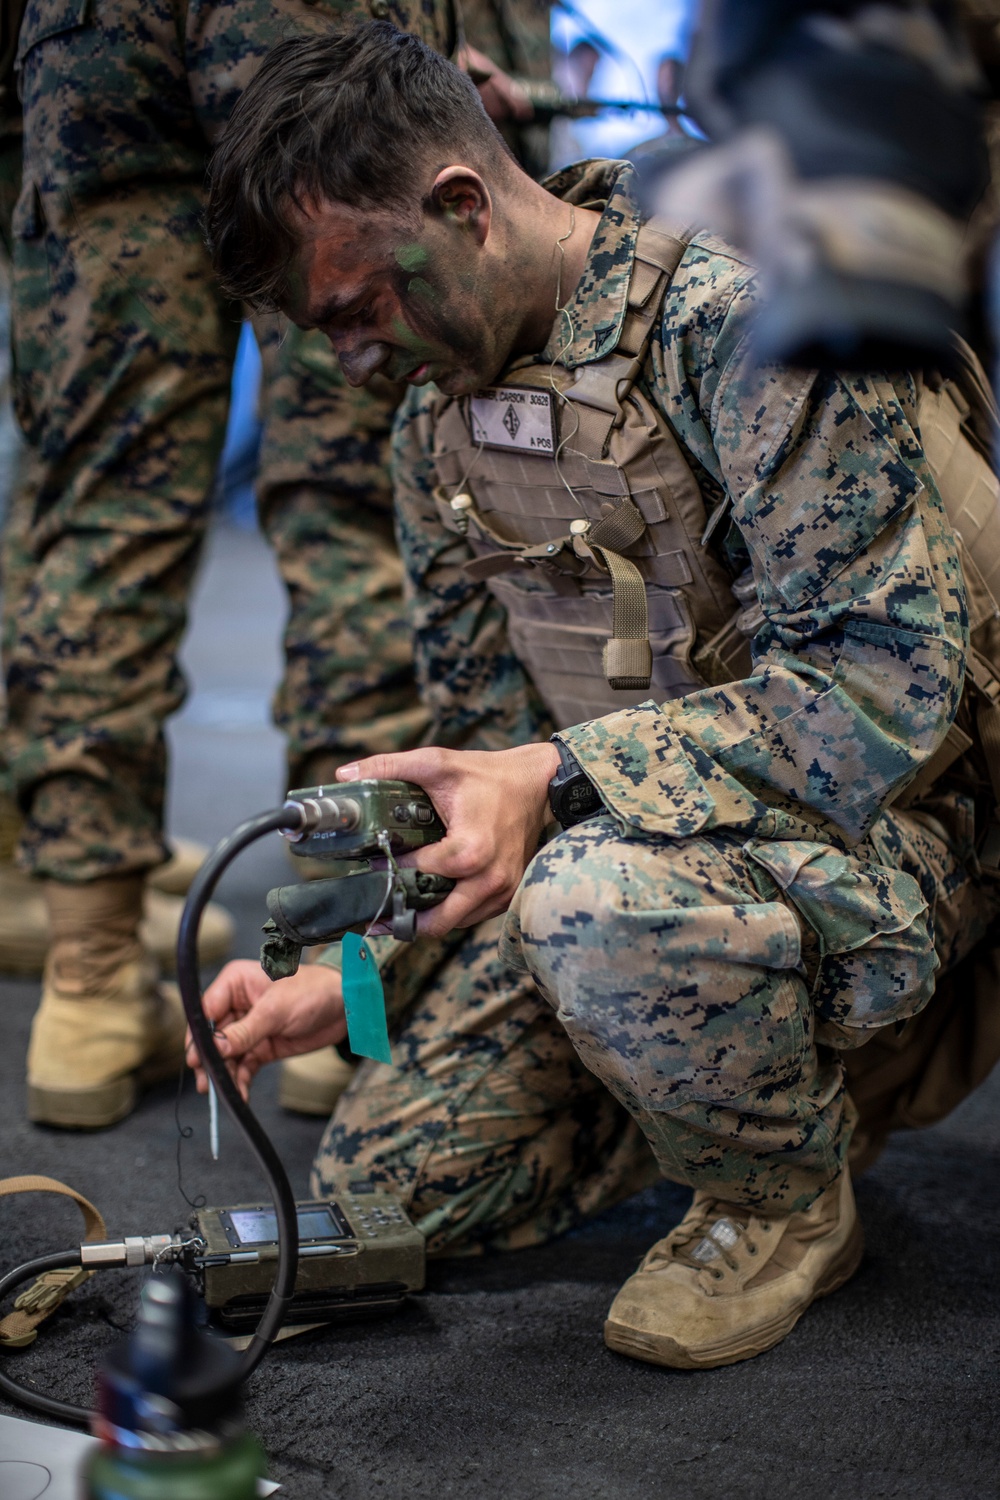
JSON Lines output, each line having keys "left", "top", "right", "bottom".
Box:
{"left": 0, "top": 1411, "right": 280, "bottom": 1496}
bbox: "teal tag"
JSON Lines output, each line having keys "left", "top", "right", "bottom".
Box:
{"left": 341, "top": 932, "right": 392, "bottom": 1065}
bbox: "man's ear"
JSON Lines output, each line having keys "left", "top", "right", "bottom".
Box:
{"left": 429, "top": 166, "right": 492, "bottom": 245}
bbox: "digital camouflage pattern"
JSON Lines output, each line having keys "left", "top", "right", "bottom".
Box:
{"left": 4, "top": 0, "right": 441, "bottom": 878}
{"left": 312, "top": 916, "right": 658, "bottom": 1254}
{"left": 315, "top": 786, "right": 996, "bottom": 1243}
{"left": 3, "top": 0, "right": 551, "bottom": 880}
{"left": 308, "top": 159, "right": 1000, "bottom": 1239}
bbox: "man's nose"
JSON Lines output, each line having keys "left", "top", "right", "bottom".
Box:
{"left": 334, "top": 338, "right": 391, "bottom": 387}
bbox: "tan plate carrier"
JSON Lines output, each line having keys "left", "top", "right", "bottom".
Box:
{"left": 430, "top": 215, "right": 1000, "bottom": 861}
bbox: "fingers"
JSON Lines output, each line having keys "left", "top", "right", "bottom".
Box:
{"left": 336, "top": 746, "right": 453, "bottom": 793}
{"left": 202, "top": 959, "right": 268, "bottom": 1023}
{"left": 457, "top": 45, "right": 533, "bottom": 123}
{"left": 482, "top": 71, "right": 534, "bottom": 123}
{"left": 214, "top": 1004, "right": 275, "bottom": 1063}
{"left": 413, "top": 868, "right": 517, "bottom": 936}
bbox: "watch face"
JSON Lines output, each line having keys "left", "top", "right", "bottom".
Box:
{"left": 564, "top": 779, "right": 602, "bottom": 818}
{"left": 552, "top": 773, "right": 604, "bottom": 826}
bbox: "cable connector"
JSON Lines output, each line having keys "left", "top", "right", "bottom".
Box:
{"left": 81, "top": 1235, "right": 181, "bottom": 1268}
{"left": 280, "top": 795, "right": 361, "bottom": 843}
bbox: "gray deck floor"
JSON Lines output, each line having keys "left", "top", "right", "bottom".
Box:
{"left": 1, "top": 521, "right": 998, "bottom": 1499}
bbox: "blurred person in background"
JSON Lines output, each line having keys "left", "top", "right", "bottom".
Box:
{"left": 549, "top": 0, "right": 697, "bottom": 168}
{"left": 0, "top": 0, "right": 550, "bottom": 1131}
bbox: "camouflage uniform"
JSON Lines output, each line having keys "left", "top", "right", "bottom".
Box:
{"left": 4, "top": 0, "right": 551, "bottom": 881}
{"left": 313, "top": 160, "right": 1000, "bottom": 1253}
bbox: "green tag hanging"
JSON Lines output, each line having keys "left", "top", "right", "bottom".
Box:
{"left": 341, "top": 932, "right": 393, "bottom": 1065}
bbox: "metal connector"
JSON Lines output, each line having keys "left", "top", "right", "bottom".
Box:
{"left": 80, "top": 1235, "right": 180, "bottom": 1268}
{"left": 280, "top": 795, "right": 361, "bottom": 843}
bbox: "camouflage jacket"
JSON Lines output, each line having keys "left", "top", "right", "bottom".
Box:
{"left": 392, "top": 159, "right": 968, "bottom": 850}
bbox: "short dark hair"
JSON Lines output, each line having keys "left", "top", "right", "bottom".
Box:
{"left": 206, "top": 22, "right": 513, "bottom": 311}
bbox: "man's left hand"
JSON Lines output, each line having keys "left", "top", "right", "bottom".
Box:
{"left": 335, "top": 742, "right": 559, "bottom": 936}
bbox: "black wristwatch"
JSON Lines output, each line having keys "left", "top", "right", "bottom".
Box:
{"left": 547, "top": 740, "right": 605, "bottom": 828}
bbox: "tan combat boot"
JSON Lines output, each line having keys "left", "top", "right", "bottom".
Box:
{"left": 0, "top": 795, "right": 233, "bottom": 978}
{"left": 604, "top": 1170, "right": 863, "bottom": 1369}
{"left": 279, "top": 1047, "right": 356, "bottom": 1116}
{"left": 26, "top": 875, "right": 187, "bottom": 1129}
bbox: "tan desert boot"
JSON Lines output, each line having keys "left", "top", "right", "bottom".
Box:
{"left": 279, "top": 1048, "right": 357, "bottom": 1116}
{"left": 147, "top": 837, "right": 209, "bottom": 896}
{"left": 141, "top": 887, "right": 234, "bottom": 974}
{"left": 0, "top": 863, "right": 233, "bottom": 978}
{"left": 604, "top": 1170, "right": 863, "bottom": 1370}
{"left": 26, "top": 874, "right": 188, "bottom": 1128}
{"left": 27, "top": 959, "right": 186, "bottom": 1128}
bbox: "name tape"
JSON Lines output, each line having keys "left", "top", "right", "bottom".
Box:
{"left": 470, "top": 387, "right": 555, "bottom": 453}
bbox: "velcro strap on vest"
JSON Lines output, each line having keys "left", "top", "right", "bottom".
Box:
{"left": 583, "top": 499, "right": 652, "bottom": 688}
{"left": 588, "top": 498, "right": 646, "bottom": 552}
{"left": 0, "top": 1175, "right": 106, "bottom": 1349}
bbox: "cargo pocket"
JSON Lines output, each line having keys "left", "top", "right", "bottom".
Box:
{"left": 746, "top": 839, "right": 937, "bottom": 1050}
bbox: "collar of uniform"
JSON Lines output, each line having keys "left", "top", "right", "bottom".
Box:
{"left": 536, "top": 158, "right": 642, "bottom": 370}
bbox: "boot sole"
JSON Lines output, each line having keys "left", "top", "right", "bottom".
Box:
{"left": 604, "top": 1217, "right": 865, "bottom": 1371}
{"left": 28, "top": 1019, "right": 185, "bottom": 1130}
{"left": 27, "top": 1075, "right": 137, "bottom": 1130}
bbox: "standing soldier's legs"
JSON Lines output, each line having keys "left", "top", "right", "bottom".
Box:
{"left": 6, "top": 0, "right": 458, "bottom": 1126}
{"left": 254, "top": 319, "right": 427, "bottom": 786}
{"left": 9, "top": 0, "right": 240, "bottom": 1125}
{"left": 250, "top": 316, "right": 429, "bottom": 1117}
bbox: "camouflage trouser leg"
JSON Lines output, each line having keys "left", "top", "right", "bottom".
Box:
{"left": 5, "top": 0, "right": 240, "bottom": 879}
{"left": 8, "top": 191, "right": 234, "bottom": 878}
{"left": 501, "top": 797, "right": 1000, "bottom": 1215}
{"left": 5, "top": 0, "right": 427, "bottom": 880}
{"left": 311, "top": 917, "right": 658, "bottom": 1255}
{"left": 254, "top": 321, "right": 426, "bottom": 785}
{"left": 312, "top": 798, "right": 998, "bottom": 1249}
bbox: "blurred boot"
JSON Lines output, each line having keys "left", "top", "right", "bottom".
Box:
{"left": 141, "top": 886, "right": 234, "bottom": 974}
{"left": 26, "top": 875, "right": 187, "bottom": 1128}
{"left": 147, "top": 835, "right": 210, "bottom": 896}
{"left": 0, "top": 795, "right": 233, "bottom": 977}
{"left": 0, "top": 869, "right": 233, "bottom": 976}
{"left": 279, "top": 1047, "right": 356, "bottom": 1116}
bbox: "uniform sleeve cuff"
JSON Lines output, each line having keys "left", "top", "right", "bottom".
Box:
{"left": 557, "top": 703, "right": 763, "bottom": 838}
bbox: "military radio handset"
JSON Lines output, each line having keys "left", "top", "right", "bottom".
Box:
{"left": 261, "top": 778, "right": 453, "bottom": 981}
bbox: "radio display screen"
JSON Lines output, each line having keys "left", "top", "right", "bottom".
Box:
{"left": 226, "top": 1204, "right": 350, "bottom": 1245}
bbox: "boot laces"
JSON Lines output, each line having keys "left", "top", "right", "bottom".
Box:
{"left": 644, "top": 1198, "right": 765, "bottom": 1278}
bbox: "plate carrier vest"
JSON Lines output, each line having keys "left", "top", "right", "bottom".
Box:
{"left": 429, "top": 216, "right": 1000, "bottom": 862}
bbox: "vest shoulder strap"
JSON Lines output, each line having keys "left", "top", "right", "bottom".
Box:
{"left": 565, "top": 216, "right": 695, "bottom": 437}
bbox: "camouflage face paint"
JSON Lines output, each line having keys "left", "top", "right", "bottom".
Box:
{"left": 395, "top": 244, "right": 429, "bottom": 273}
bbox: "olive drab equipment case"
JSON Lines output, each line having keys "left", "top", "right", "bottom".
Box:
{"left": 429, "top": 217, "right": 1000, "bottom": 869}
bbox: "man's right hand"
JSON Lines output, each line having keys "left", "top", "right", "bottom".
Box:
{"left": 184, "top": 960, "right": 347, "bottom": 1101}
